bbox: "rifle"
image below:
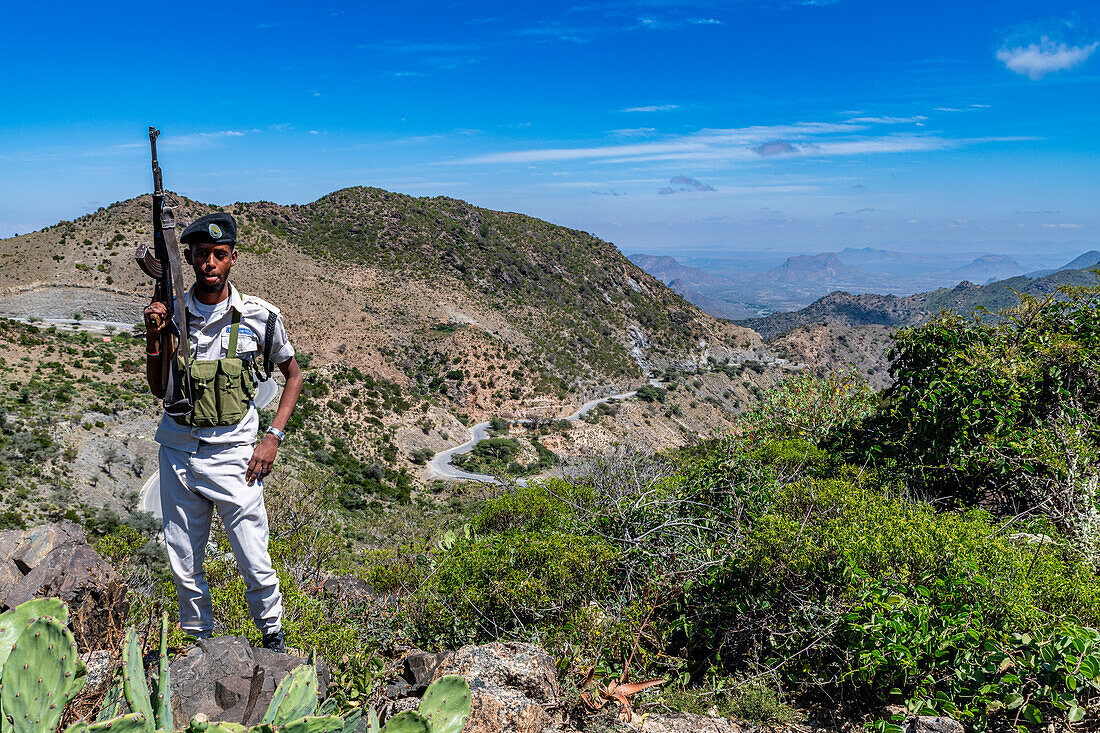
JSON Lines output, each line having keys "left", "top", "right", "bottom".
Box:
{"left": 135, "top": 127, "right": 193, "bottom": 420}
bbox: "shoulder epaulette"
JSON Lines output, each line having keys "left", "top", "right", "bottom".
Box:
{"left": 242, "top": 293, "right": 282, "bottom": 315}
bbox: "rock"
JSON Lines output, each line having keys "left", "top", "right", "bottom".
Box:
{"left": 0, "top": 559, "right": 21, "bottom": 607}
{"left": 81, "top": 649, "right": 117, "bottom": 694}
{"left": 432, "top": 641, "right": 562, "bottom": 733}
{"left": 0, "top": 529, "right": 25, "bottom": 564}
{"left": 169, "top": 636, "right": 328, "bottom": 726}
{"left": 906, "top": 716, "right": 964, "bottom": 733}
{"left": 3, "top": 543, "right": 126, "bottom": 641}
{"left": 11, "top": 522, "right": 85, "bottom": 573}
{"left": 631, "top": 711, "right": 741, "bottom": 732}
{"left": 320, "top": 577, "right": 376, "bottom": 604}
{"left": 402, "top": 649, "right": 449, "bottom": 692}
{"left": 382, "top": 678, "right": 413, "bottom": 700}
{"left": 0, "top": 522, "right": 127, "bottom": 645}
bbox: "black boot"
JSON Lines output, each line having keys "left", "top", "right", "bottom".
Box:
{"left": 262, "top": 630, "right": 286, "bottom": 653}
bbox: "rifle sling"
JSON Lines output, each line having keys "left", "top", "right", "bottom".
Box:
{"left": 160, "top": 205, "right": 193, "bottom": 418}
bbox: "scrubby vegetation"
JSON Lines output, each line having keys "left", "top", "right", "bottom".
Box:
{"left": 31, "top": 284, "right": 1100, "bottom": 730}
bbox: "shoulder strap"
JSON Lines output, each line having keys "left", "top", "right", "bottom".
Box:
{"left": 226, "top": 310, "right": 241, "bottom": 357}
{"left": 258, "top": 311, "right": 278, "bottom": 381}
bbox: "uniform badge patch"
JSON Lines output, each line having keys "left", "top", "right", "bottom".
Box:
{"left": 208, "top": 223, "right": 223, "bottom": 239}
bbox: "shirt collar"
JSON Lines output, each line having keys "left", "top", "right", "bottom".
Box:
{"left": 185, "top": 282, "right": 243, "bottom": 317}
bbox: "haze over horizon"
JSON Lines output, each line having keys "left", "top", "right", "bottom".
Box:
{"left": 3, "top": 0, "right": 1098, "bottom": 258}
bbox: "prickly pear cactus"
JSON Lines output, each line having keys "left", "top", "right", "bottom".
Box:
{"left": 87, "top": 713, "right": 151, "bottom": 733}
{"left": 187, "top": 713, "right": 210, "bottom": 733}
{"left": 152, "top": 613, "right": 172, "bottom": 732}
{"left": 96, "top": 674, "right": 127, "bottom": 723}
{"left": 202, "top": 722, "right": 246, "bottom": 733}
{"left": 378, "top": 712, "right": 429, "bottom": 733}
{"left": 0, "top": 616, "right": 81, "bottom": 733}
{"left": 260, "top": 665, "right": 319, "bottom": 726}
{"left": 279, "top": 715, "right": 344, "bottom": 733}
{"left": 338, "top": 708, "right": 361, "bottom": 733}
{"left": 121, "top": 628, "right": 155, "bottom": 732}
{"left": 0, "top": 599, "right": 68, "bottom": 676}
{"left": 366, "top": 709, "right": 380, "bottom": 733}
{"left": 416, "top": 676, "right": 471, "bottom": 733}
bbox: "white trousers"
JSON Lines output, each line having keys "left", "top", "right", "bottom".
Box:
{"left": 159, "top": 442, "right": 283, "bottom": 636}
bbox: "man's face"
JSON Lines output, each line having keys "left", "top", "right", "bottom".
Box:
{"left": 190, "top": 242, "right": 237, "bottom": 293}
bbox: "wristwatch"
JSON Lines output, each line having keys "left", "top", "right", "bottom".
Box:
{"left": 266, "top": 426, "right": 286, "bottom": 442}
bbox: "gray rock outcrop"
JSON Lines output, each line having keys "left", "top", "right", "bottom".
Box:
{"left": 431, "top": 641, "right": 563, "bottom": 733}
{"left": 169, "top": 636, "right": 329, "bottom": 726}
{"left": 0, "top": 521, "right": 126, "bottom": 644}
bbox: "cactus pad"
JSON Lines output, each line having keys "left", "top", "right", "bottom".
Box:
{"left": 0, "top": 616, "right": 81, "bottom": 733}
{"left": 121, "top": 628, "right": 155, "bottom": 732}
{"left": 64, "top": 722, "right": 89, "bottom": 733}
{"left": 378, "top": 712, "right": 429, "bottom": 733}
{"left": 153, "top": 613, "right": 172, "bottom": 731}
{"left": 260, "top": 665, "right": 319, "bottom": 726}
{"left": 339, "top": 708, "right": 361, "bottom": 733}
{"left": 417, "top": 675, "right": 471, "bottom": 733}
{"left": 0, "top": 599, "right": 67, "bottom": 674}
{"left": 278, "top": 715, "right": 344, "bottom": 733}
{"left": 203, "top": 723, "right": 247, "bottom": 733}
{"left": 96, "top": 674, "right": 128, "bottom": 722}
{"left": 87, "top": 714, "right": 152, "bottom": 733}
{"left": 366, "top": 709, "right": 380, "bottom": 733}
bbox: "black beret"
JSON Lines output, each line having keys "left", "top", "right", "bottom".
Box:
{"left": 180, "top": 212, "right": 237, "bottom": 245}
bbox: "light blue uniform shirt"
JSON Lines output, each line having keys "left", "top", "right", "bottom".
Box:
{"left": 154, "top": 283, "right": 294, "bottom": 453}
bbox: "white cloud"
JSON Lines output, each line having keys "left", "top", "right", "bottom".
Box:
{"left": 621, "top": 104, "right": 679, "bottom": 112}
{"left": 846, "top": 115, "right": 927, "bottom": 124}
{"left": 997, "top": 36, "right": 1098, "bottom": 80}
{"left": 454, "top": 118, "right": 1035, "bottom": 168}
{"left": 1041, "top": 222, "right": 1084, "bottom": 229}
{"left": 156, "top": 130, "right": 253, "bottom": 149}
{"left": 608, "top": 127, "right": 658, "bottom": 137}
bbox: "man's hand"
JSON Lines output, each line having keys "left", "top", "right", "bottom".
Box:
{"left": 247, "top": 433, "right": 280, "bottom": 484}
{"left": 144, "top": 301, "right": 169, "bottom": 343}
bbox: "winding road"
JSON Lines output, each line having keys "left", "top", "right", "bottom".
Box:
{"left": 427, "top": 386, "right": 648, "bottom": 484}
{"left": 139, "top": 381, "right": 658, "bottom": 514}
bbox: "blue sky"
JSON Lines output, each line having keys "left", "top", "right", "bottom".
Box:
{"left": 2, "top": 0, "right": 1098, "bottom": 257}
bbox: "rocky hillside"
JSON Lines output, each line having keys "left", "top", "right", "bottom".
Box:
{"left": 740, "top": 265, "right": 1100, "bottom": 385}
{"left": 742, "top": 266, "right": 1100, "bottom": 340}
{"left": 0, "top": 189, "right": 781, "bottom": 508}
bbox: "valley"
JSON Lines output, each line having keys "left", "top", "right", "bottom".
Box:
{"left": 0, "top": 188, "right": 796, "bottom": 530}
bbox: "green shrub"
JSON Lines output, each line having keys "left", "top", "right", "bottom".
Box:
{"left": 412, "top": 528, "right": 617, "bottom": 646}
{"left": 471, "top": 478, "right": 592, "bottom": 534}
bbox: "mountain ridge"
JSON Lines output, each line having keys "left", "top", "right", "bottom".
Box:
{"left": 0, "top": 187, "right": 781, "bottom": 481}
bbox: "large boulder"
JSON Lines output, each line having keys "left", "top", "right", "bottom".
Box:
{"left": 0, "top": 522, "right": 127, "bottom": 646}
{"left": 169, "top": 636, "right": 328, "bottom": 726}
{"left": 430, "top": 641, "right": 563, "bottom": 733}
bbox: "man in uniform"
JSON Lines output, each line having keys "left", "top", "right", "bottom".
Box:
{"left": 143, "top": 212, "right": 303, "bottom": 651}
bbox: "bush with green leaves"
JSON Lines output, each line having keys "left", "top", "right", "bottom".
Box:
{"left": 411, "top": 520, "right": 617, "bottom": 646}
{"left": 850, "top": 287, "right": 1100, "bottom": 540}
{"left": 741, "top": 366, "right": 876, "bottom": 444}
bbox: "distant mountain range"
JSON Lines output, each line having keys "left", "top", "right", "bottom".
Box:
{"left": 628, "top": 247, "right": 1088, "bottom": 319}
{"left": 735, "top": 255, "right": 1100, "bottom": 386}
{"left": 1027, "top": 250, "right": 1100, "bottom": 277}
{"left": 739, "top": 258, "right": 1099, "bottom": 340}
